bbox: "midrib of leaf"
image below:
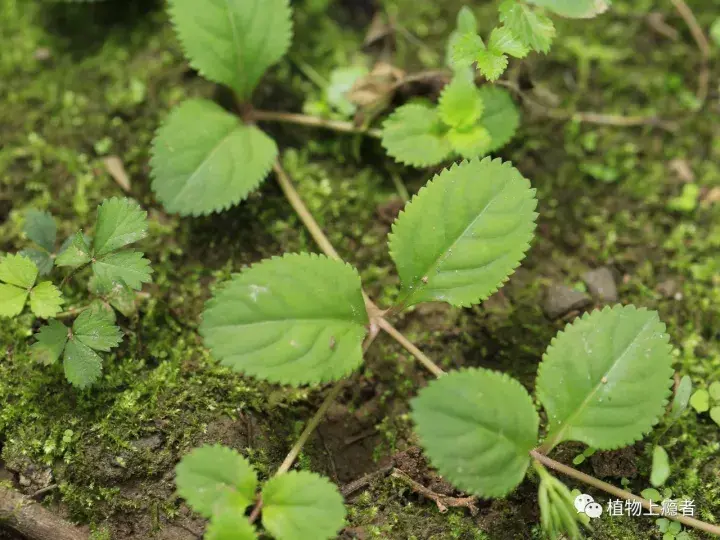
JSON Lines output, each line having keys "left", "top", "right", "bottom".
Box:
{"left": 402, "top": 178, "right": 514, "bottom": 302}
{"left": 208, "top": 316, "right": 361, "bottom": 330}
{"left": 223, "top": 0, "right": 245, "bottom": 94}
{"left": 171, "top": 126, "right": 238, "bottom": 206}
{"left": 542, "top": 317, "right": 655, "bottom": 450}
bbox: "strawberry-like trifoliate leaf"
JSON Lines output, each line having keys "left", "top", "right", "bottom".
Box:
{"left": 488, "top": 26, "right": 530, "bottom": 58}
{"left": 89, "top": 276, "right": 136, "bottom": 317}
{"left": 478, "top": 86, "right": 520, "bottom": 153}
{"left": 0, "top": 283, "right": 30, "bottom": 318}
{"left": 24, "top": 210, "right": 57, "bottom": 253}
{"left": 175, "top": 445, "right": 258, "bottom": 519}
{"left": 537, "top": 305, "right": 674, "bottom": 450}
{"left": 21, "top": 248, "right": 53, "bottom": 276}
{"left": 150, "top": 99, "right": 277, "bottom": 216}
{"left": 261, "top": 471, "right": 346, "bottom": 540}
{"left": 92, "top": 250, "right": 152, "bottom": 291}
{"left": 206, "top": 511, "right": 258, "bottom": 540}
{"left": 499, "top": 1, "right": 556, "bottom": 54}
{"left": 63, "top": 338, "right": 103, "bottom": 388}
{"left": 528, "top": 0, "right": 610, "bottom": 18}
{"left": 29, "top": 281, "right": 63, "bottom": 318}
{"left": 55, "top": 231, "right": 92, "bottom": 268}
{"left": 201, "top": 253, "right": 368, "bottom": 386}
{"left": 72, "top": 309, "right": 122, "bottom": 352}
{"left": 389, "top": 158, "right": 537, "bottom": 308}
{"left": 0, "top": 254, "right": 40, "bottom": 318}
{"left": 412, "top": 368, "right": 539, "bottom": 497}
{"left": 381, "top": 103, "right": 453, "bottom": 167}
{"left": 168, "top": 0, "right": 292, "bottom": 100}
{"left": 31, "top": 320, "right": 69, "bottom": 365}
{"left": 438, "top": 71, "right": 484, "bottom": 129}
{"left": 93, "top": 197, "right": 148, "bottom": 257}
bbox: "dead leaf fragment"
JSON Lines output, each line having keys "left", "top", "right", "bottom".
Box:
{"left": 103, "top": 155, "right": 131, "bottom": 192}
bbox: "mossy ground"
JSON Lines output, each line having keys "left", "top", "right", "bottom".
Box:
{"left": 1, "top": 0, "right": 719, "bottom": 538}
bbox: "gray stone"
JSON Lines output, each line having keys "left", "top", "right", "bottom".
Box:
{"left": 583, "top": 267, "right": 618, "bottom": 302}
{"left": 543, "top": 284, "right": 592, "bottom": 319}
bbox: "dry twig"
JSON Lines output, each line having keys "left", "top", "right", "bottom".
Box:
{"left": 390, "top": 468, "right": 479, "bottom": 515}
{"left": 670, "top": 0, "right": 711, "bottom": 104}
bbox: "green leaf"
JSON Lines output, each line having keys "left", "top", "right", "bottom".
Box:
{"left": 63, "top": 338, "right": 103, "bottom": 388}
{"left": 150, "top": 99, "right": 278, "bottom": 216}
{"left": 447, "top": 125, "right": 492, "bottom": 159}
{"left": 0, "top": 253, "right": 38, "bottom": 289}
{"left": 651, "top": 445, "right": 670, "bottom": 487}
{"left": 709, "top": 381, "right": 720, "bottom": 401}
{"left": 261, "top": 471, "right": 346, "bottom": 540}
{"left": 537, "top": 305, "right": 674, "bottom": 450}
{"left": 641, "top": 488, "right": 662, "bottom": 502}
{"left": 381, "top": 103, "right": 453, "bottom": 167}
{"left": 690, "top": 389, "right": 710, "bottom": 413}
{"left": 20, "top": 248, "right": 53, "bottom": 276}
{"left": 447, "top": 8, "right": 479, "bottom": 68}
{"left": 437, "top": 72, "right": 484, "bottom": 129}
{"left": 499, "top": 1, "right": 556, "bottom": 53}
{"left": 478, "top": 86, "right": 520, "bottom": 153}
{"left": 411, "top": 368, "right": 539, "bottom": 497}
{"left": 710, "top": 407, "right": 720, "bottom": 427}
{"left": 93, "top": 198, "right": 148, "bottom": 257}
{"left": 475, "top": 49, "right": 509, "bottom": 81}
{"left": 451, "top": 31, "right": 485, "bottom": 68}
{"left": 29, "top": 281, "right": 63, "bottom": 318}
{"left": 175, "top": 445, "right": 258, "bottom": 519}
{"left": 168, "top": 0, "right": 293, "bottom": 99}
{"left": 0, "top": 284, "right": 29, "bottom": 318}
{"left": 206, "top": 511, "right": 258, "bottom": 540}
{"left": 669, "top": 375, "right": 692, "bottom": 422}
{"left": 24, "top": 210, "right": 56, "bottom": 252}
{"left": 55, "top": 231, "right": 92, "bottom": 268}
{"left": 456, "top": 6, "right": 477, "bottom": 34}
{"left": 72, "top": 309, "right": 122, "bottom": 352}
{"left": 388, "top": 158, "right": 537, "bottom": 308}
{"left": 488, "top": 26, "right": 530, "bottom": 58}
{"left": 92, "top": 250, "right": 153, "bottom": 291}
{"left": 90, "top": 276, "right": 137, "bottom": 317}
{"left": 201, "top": 253, "right": 368, "bottom": 386}
{"left": 527, "top": 0, "right": 610, "bottom": 18}
{"left": 31, "top": 320, "right": 69, "bottom": 365}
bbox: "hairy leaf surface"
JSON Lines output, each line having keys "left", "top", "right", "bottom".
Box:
{"left": 24, "top": 210, "right": 56, "bottom": 252}
{"left": 478, "top": 86, "right": 520, "bottom": 153}
{"left": 55, "top": 231, "right": 92, "bottom": 268}
{"left": 175, "top": 445, "right": 258, "bottom": 519}
{"left": 537, "top": 305, "right": 674, "bottom": 449}
{"left": 201, "top": 253, "right": 368, "bottom": 386}
{"left": 438, "top": 72, "right": 483, "bottom": 128}
{"left": 412, "top": 368, "right": 539, "bottom": 497}
{"left": 29, "top": 281, "right": 63, "bottom": 318}
{"left": 475, "top": 49, "right": 509, "bottom": 81}
{"left": 389, "top": 158, "right": 537, "bottom": 307}
{"left": 499, "top": 1, "right": 555, "bottom": 53}
{"left": 0, "top": 285, "right": 28, "bottom": 318}
{"left": 93, "top": 197, "right": 148, "bottom": 257}
{"left": 31, "top": 320, "right": 69, "bottom": 365}
{"left": 63, "top": 338, "right": 103, "bottom": 388}
{"left": 488, "top": 26, "right": 530, "bottom": 58}
{"left": 151, "top": 99, "right": 277, "bottom": 215}
{"left": 381, "top": 103, "right": 453, "bottom": 167}
{"left": 261, "top": 471, "right": 346, "bottom": 540}
{"left": 528, "top": 0, "right": 610, "bottom": 18}
{"left": 168, "top": 0, "right": 292, "bottom": 99}
{"left": 92, "top": 250, "right": 152, "bottom": 291}
{"left": 0, "top": 253, "right": 38, "bottom": 289}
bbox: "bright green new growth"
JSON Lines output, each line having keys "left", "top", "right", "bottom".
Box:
{"left": 167, "top": 0, "right": 292, "bottom": 100}
{"left": 261, "top": 471, "right": 346, "bottom": 540}
{"left": 499, "top": 1, "right": 556, "bottom": 54}
{"left": 200, "top": 253, "right": 368, "bottom": 386}
{"left": 528, "top": 0, "right": 611, "bottom": 18}
{"left": 537, "top": 465, "right": 585, "bottom": 540}
{"left": 150, "top": 99, "right": 278, "bottom": 216}
{"left": 537, "top": 305, "right": 674, "bottom": 449}
{"left": 175, "top": 446, "right": 345, "bottom": 540}
{"left": 381, "top": 80, "right": 520, "bottom": 166}
{"left": 413, "top": 306, "right": 675, "bottom": 500}
{"left": 388, "top": 158, "right": 537, "bottom": 308}
{"left": 31, "top": 310, "right": 123, "bottom": 388}
{"left": 412, "top": 369, "right": 539, "bottom": 497}
{"left": 175, "top": 445, "right": 258, "bottom": 519}
{"left": 0, "top": 254, "right": 63, "bottom": 318}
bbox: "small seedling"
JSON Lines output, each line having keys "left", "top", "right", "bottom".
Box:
{"left": 5, "top": 198, "right": 153, "bottom": 388}
{"left": 689, "top": 381, "right": 720, "bottom": 426}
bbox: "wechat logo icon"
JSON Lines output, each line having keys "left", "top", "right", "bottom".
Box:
{"left": 575, "top": 493, "right": 603, "bottom": 519}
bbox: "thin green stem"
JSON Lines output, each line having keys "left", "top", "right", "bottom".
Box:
{"left": 255, "top": 110, "right": 381, "bottom": 138}
{"left": 55, "top": 306, "right": 89, "bottom": 319}
{"left": 530, "top": 450, "right": 720, "bottom": 536}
